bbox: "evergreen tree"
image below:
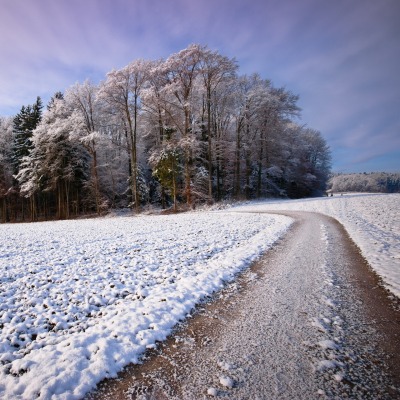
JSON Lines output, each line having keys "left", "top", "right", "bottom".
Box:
{"left": 12, "top": 97, "right": 43, "bottom": 173}
{"left": 47, "top": 92, "right": 64, "bottom": 111}
{"left": 16, "top": 98, "right": 90, "bottom": 219}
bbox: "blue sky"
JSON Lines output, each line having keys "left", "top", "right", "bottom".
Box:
{"left": 1, "top": 0, "right": 399, "bottom": 173}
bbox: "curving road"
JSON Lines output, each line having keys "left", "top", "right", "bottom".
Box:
{"left": 87, "top": 212, "right": 400, "bottom": 399}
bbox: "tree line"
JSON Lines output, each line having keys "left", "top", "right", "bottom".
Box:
{"left": 328, "top": 172, "right": 400, "bottom": 194}
{"left": 0, "top": 44, "right": 331, "bottom": 223}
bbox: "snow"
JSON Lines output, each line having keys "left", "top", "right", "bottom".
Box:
{"left": 207, "top": 387, "right": 218, "bottom": 396}
{"left": 219, "top": 375, "right": 234, "bottom": 388}
{"left": 318, "top": 340, "right": 338, "bottom": 350}
{"left": 232, "top": 193, "right": 400, "bottom": 297}
{"left": 1, "top": 193, "right": 398, "bottom": 399}
{"left": 0, "top": 212, "right": 291, "bottom": 399}
{"left": 316, "top": 360, "right": 343, "bottom": 372}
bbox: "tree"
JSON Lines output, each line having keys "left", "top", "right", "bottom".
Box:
{"left": 329, "top": 172, "right": 400, "bottom": 193}
{"left": 10, "top": 97, "right": 43, "bottom": 220}
{"left": 47, "top": 91, "right": 64, "bottom": 111}
{"left": 198, "top": 48, "right": 237, "bottom": 199}
{"left": 1, "top": 43, "right": 332, "bottom": 222}
{"left": 12, "top": 97, "right": 43, "bottom": 174}
{"left": 99, "top": 60, "right": 151, "bottom": 211}
{"left": 149, "top": 144, "right": 181, "bottom": 212}
{"left": 0, "top": 117, "right": 14, "bottom": 222}
{"left": 231, "top": 74, "right": 264, "bottom": 198}
{"left": 156, "top": 44, "right": 204, "bottom": 207}
{"left": 66, "top": 81, "right": 103, "bottom": 214}
{"left": 253, "top": 83, "right": 300, "bottom": 197}
{"left": 15, "top": 98, "right": 90, "bottom": 219}
{"left": 142, "top": 61, "right": 185, "bottom": 209}
{"left": 208, "top": 79, "right": 237, "bottom": 200}
{"left": 300, "top": 128, "right": 332, "bottom": 194}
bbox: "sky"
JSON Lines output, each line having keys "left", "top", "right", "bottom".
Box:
{"left": 0, "top": 0, "right": 399, "bottom": 173}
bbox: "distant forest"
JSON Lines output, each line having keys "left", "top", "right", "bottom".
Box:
{"left": 328, "top": 172, "right": 400, "bottom": 193}
{"left": 0, "top": 44, "right": 332, "bottom": 223}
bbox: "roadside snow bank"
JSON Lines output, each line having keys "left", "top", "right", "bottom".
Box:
{"left": 233, "top": 193, "right": 400, "bottom": 297}
{"left": 0, "top": 212, "right": 291, "bottom": 399}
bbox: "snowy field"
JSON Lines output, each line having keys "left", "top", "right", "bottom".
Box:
{"left": 0, "top": 212, "right": 292, "bottom": 399}
{"left": 233, "top": 193, "right": 400, "bottom": 298}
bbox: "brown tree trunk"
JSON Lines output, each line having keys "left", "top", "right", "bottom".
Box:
{"left": 234, "top": 125, "right": 241, "bottom": 199}
{"left": 257, "top": 131, "right": 264, "bottom": 198}
{"left": 184, "top": 106, "right": 192, "bottom": 207}
{"left": 126, "top": 100, "right": 139, "bottom": 213}
{"left": 92, "top": 148, "right": 100, "bottom": 214}
{"left": 207, "top": 87, "right": 213, "bottom": 200}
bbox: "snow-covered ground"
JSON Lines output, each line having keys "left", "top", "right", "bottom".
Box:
{"left": 233, "top": 193, "right": 400, "bottom": 298}
{"left": 0, "top": 212, "right": 291, "bottom": 399}
{"left": 1, "top": 193, "right": 398, "bottom": 399}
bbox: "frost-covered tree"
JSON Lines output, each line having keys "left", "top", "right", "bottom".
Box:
{"left": 8, "top": 97, "right": 44, "bottom": 220}
{"left": 207, "top": 78, "right": 237, "bottom": 200}
{"left": 155, "top": 44, "right": 204, "bottom": 207}
{"left": 15, "top": 98, "right": 90, "bottom": 219}
{"left": 329, "top": 172, "right": 400, "bottom": 193}
{"left": 1, "top": 43, "right": 333, "bottom": 222}
{"left": 98, "top": 60, "right": 152, "bottom": 211}
{"left": 47, "top": 91, "right": 64, "bottom": 111}
{"left": 12, "top": 97, "right": 43, "bottom": 174}
{"left": 300, "top": 128, "right": 331, "bottom": 194}
{"left": 142, "top": 62, "right": 185, "bottom": 208}
{"left": 66, "top": 81, "right": 104, "bottom": 213}
{"left": 198, "top": 48, "right": 238, "bottom": 198}
{"left": 228, "top": 75, "right": 300, "bottom": 198}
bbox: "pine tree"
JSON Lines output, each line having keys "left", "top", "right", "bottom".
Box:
{"left": 47, "top": 92, "right": 64, "bottom": 111}
{"left": 12, "top": 97, "right": 43, "bottom": 173}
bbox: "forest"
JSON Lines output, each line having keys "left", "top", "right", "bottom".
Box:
{"left": 328, "top": 172, "right": 400, "bottom": 194}
{"left": 0, "top": 44, "right": 331, "bottom": 223}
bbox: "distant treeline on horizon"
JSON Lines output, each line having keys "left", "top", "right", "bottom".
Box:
{"left": 328, "top": 172, "right": 400, "bottom": 193}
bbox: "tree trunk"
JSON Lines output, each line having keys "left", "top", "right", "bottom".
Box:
{"left": 30, "top": 195, "right": 36, "bottom": 222}
{"left": 133, "top": 92, "right": 140, "bottom": 212}
{"left": 172, "top": 164, "right": 177, "bottom": 213}
{"left": 245, "top": 150, "right": 251, "bottom": 199}
{"left": 65, "top": 181, "right": 70, "bottom": 219}
{"left": 207, "top": 87, "right": 213, "bottom": 200}
{"left": 184, "top": 106, "right": 192, "bottom": 207}
{"left": 92, "top": 148, "right": 100, "bottom": 214}
{"left": 57, "top": 184, "right": 61, "bottom": 219}
{"left": 257, "top": 131, "right": 264, "bottom": 198}
{"left": 234, "top": 125, "right": 241, "bottom": 199}
{"left": 0, "top": 198, "right": 5, "bottom": 223}
{"left": 126, "top": 100, "right": 139, "bottom": 213}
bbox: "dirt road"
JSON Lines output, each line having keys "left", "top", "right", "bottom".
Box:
{"left": 86, "top": 212, "right": 400, "bottom": 399}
